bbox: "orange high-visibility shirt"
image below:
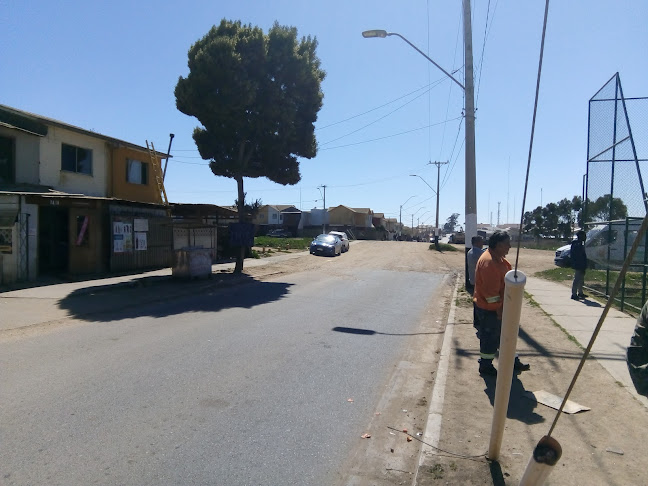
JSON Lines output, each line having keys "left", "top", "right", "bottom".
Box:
{"left": 473, "top": 249, "right": 512, "bottom": 311}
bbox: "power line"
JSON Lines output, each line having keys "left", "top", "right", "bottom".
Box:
{"left": 316, "top": 83, "right": 431, "bottom": 130}
{"left": 438, "top": 8, "right": 463, "bottom": 161}
{"left": 320, "top": 116, "right": 462, "bottom": 151}
{"left": 320, "top": 78, "right": 448, "bottom": 146}
{"left": 475, "top": 0, "right": 499, "bottom": 106}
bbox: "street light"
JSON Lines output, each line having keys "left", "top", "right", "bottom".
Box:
{"left": 363, "top": 0, "right": 477, "bottom": 285}
{"left": 411, "top": 165, "right": 447, "bottom": 249}
{"left": 399, "top": 195, "right": 417, "bottom": 238}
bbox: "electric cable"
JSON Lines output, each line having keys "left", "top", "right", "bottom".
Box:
{"left": 320, "top": 79, "right": 446, "bottom": 147}
{"left": 320, "top": 116, "right": 462, "bottom": 151}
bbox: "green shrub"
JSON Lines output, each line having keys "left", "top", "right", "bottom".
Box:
{"left": 254, "top": 236, "right": 311, "bottom": 250}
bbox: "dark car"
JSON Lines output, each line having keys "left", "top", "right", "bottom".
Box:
{"left": 310, "top": 234, "right": 342, "bottom": 257}
{"left": 267, "top": 228, "right": 291, "bottom": 238}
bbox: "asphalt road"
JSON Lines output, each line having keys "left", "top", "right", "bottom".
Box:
{"left": 1, "top": 247, "right": 444, "bottom": 485}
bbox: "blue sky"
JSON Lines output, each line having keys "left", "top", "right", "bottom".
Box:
{"left": 2, "top": 1, "right": 646, "bottom": 228}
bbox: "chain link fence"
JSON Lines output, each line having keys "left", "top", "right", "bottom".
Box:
{"left": 584, "top": 73, "right": 648, "bottom": 313}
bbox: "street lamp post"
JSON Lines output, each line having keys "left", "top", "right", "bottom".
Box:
{"left": 399, "top": 195, "right": 417, "bottom": 239}
{"left": 363, "top": 0, "right": 477, "bottom": 285}
{"left": 412, "top": 207, "right": 423, "bottom": 237}
{"left": 411, "top": 166, "right": 447, "bottom": 249}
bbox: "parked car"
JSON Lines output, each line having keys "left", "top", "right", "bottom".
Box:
{"left": 449, "top": 232, "right": 465, "bottom": 244}
{"left": 554, "top": 245, "right": 572, "bottom": 267}
{"left": 267, "top": 228, "right": 291, "bottom": 238}
{"left": 310, "top": 234, "right": 342, "bottom": 257}
{"left": 328, "top": 231, "right": 350, "bottom": 252}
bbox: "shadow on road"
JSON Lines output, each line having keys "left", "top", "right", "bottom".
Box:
{"left": 57, "top": 273, "right": 293, "bottom": 322}
{"left": 332, "top": 326, "right": 444, "bottom": 337}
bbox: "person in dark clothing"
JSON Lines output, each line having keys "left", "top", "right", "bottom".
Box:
{"left": 570, "top": 230, "right": 587, "bottom": 300}
{"left": 628, "top": 300, "right": 648, "bottom": 397}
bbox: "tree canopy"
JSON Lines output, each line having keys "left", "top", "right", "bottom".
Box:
{"left": 443, "top": 213, "right": 460, "bottom": 233}
{"left": 175, "top": 19, "right": 325, "bottom": 271}
{"left": 522, "top": 194, "right": 629, "bottom": 239}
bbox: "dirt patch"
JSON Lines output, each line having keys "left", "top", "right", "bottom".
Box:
{"left": 415, "top": 248, "right": 648, "bottom": 485}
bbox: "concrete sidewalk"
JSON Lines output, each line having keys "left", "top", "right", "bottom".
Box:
{"left": 525, "top": 276, "right": 648, "bottom": 408}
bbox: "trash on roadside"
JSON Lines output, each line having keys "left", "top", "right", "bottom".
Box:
{"left": 407, "top": 436, "right": 413, "bottom": 442}
{"left": 361, "top": 433, "right": 371, "bottom": 439}
{"left": 347, "top": 398, "right": 354, "bottom": 402}
{"left": 606, "top": 447, "right": 624, "bottom": 455}
{"left": 523, "top": 390, "right": 590, "bottom": 413}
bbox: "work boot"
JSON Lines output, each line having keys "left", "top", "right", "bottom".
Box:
{"left": 479, "top": 359, "right": 497, "bottom": 376}
{"left": 578, "top": 293, "right": 588, "bottom": 299}
{"left": 571, "top": 295, "right": 579, "bottom": 301}
{"left": 514, "top": 357, "right": 531, "bottom": 372}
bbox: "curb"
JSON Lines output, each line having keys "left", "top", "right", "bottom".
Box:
{"left": 413, "top": 274, "right": 460, "bottom": 484}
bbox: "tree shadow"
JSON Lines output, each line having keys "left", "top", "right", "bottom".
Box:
{"left": 332, "top": 326, "right": 444, "bottom": 336}
{"left": 57, "top": 273, "right": 293, "bottom": 322}
{"left": 482, "top": 372, "right": 545, "bottom": 425}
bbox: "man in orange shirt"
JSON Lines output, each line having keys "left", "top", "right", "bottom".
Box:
{"left": 473, "top": 231, "right": 530, "bottom": 376}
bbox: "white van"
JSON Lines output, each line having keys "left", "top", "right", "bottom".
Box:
{"left": 554, "top": 223, "right": 645, "bottom": 268}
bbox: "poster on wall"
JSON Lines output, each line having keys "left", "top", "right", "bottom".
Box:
{"left": 135, "top": 232, "right": 147, "bottom": 251}
{"left": 134, "top": 218, "right": 149, "bottom": 232}
{"left": 113, "top": 221, "right": 133, "bottom": 253}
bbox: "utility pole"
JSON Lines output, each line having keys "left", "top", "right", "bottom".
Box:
{"left": 427, "top": 160, "right": 448, "bottom": 249}
{"left": 319, "top": 185, "right": 327, "bottom": 234}
{"left": 497, "top": 201, "right": 501, "bottom": 226}
{"left": 463, "top": 0, "right": 477, "bottom": 284}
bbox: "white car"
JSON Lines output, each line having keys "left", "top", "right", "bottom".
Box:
{"left": 328, "top": 231, "right": 350, "bottom": 252}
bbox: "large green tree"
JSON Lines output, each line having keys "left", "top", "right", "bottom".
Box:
{"left": 443, "top": 213, "right": 460, "bottom": 233}
{"left": 586, "top": 195, "right": 628, "bottom": 222}
{"left": 175, "top": 19, "right": 325, "bottom": 272}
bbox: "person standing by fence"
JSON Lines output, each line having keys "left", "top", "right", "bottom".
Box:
{"left": 571, "top": 230, "right": 587, "bottom": 300}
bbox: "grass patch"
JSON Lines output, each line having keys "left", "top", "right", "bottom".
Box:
{"left": 455, "top": 286, "right": 474, "bottom": 308}
{"left": 254, "top": 236, "right": 311, "bottom": 250}
{"left": 524, "top": 291, "right": 540, "bottom": 307}
{"left": 431, "top": 243, "right": 458, "bottom": 252}
{"left": 428, "top": 464, "right": 445, "bottom": 479}
{"left": 535, "top": 266, "right": 645, "bottom": 314}
{"left": 534, "top": 267, "right": 574, "bottom": 283}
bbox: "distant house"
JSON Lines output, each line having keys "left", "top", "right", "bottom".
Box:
{"left": 252, "top": 205, "right": 301, "bottom": 233}
{"left": 385, "top": 218, "right": 398, "bottom": 233}
{"left": 328, "top": 205, "right": 374, "bottom": 229}
{"left": 372, "top": 212, "right": 387, "bottom": 229}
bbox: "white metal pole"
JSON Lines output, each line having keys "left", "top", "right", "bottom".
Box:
{"left": 488, "top": 269, "right": 527, "bottom": 460}
{"left": 519, "top": 436, "right": 562, "bottom": 486}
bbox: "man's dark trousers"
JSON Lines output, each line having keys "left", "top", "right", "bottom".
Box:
{"left": 475, "top": 306, "right": 501, "bottom": 360}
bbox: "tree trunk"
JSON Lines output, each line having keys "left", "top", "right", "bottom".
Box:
{"left": 234, "top": 175, "right": 245, "bottom": 274}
